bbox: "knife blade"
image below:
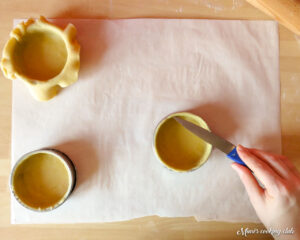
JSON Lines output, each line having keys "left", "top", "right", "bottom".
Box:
{"left": 174, "top": 116, "right": 247, "bottom": 167}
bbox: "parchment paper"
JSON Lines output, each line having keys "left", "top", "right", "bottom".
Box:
{"left": 11, "top": 19, "right": 280, "bottom": 224}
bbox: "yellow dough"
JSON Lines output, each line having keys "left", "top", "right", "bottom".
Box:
{"left": 1, "top": 16, "right": 80, "bottom": 101}
{"left": 12, "top": 153, "right": 70, "bottom": 210}
{"left": 154, "top": 112, "right": 212, "bottom": 172}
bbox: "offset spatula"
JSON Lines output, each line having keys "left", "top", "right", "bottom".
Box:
{"left": 174, "top": 117, "right": 247, "bottom": 167}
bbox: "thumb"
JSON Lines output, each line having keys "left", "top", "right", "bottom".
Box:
{"left": 232, "top": 163, "right": 265, "bottom": 206}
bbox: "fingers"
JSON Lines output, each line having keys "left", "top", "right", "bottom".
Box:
{"left": 278, "top": 156, "right": 300, "bottom": 178}
{"left": 237, "top": 145, "right": 281, "bottom": 193}
{"left": 248, "top": 148, "right": 291, "bottom": 179}
{"left": 231, "top": 162, "right": 265, "bottom": 206}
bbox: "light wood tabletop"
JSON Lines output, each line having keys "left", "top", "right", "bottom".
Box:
{"left": 0, "top": 0, "right": 299, "bottom": 239}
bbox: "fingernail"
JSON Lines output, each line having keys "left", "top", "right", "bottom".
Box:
{"left": 231, "top": 163, "right": 238, "bottom": 170}
{"left": 237, "top": 145, "right": 245, "bottom": 152}
{"left": 231, "top": 164, "right": 241, "bottom": 174}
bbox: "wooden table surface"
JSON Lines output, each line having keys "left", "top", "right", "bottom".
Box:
{"left": 1, "top": 0, "right": 299, "bottom": 239}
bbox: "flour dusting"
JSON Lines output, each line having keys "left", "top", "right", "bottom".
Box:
{"left": 198, "top": 0, "right": 244, "bottom": 12}
{"left": 175, "top": 7, "right": 183, "bottom": 13}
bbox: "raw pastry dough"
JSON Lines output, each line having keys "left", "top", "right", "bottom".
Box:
{"left": 154, "top": 112, "right": 212, "bottom": 172}
{"left": 12, "top": 153, "right": 70, "bottom": 210}
{"left": 1, "top": 16, "right": 80, "bottom": 101}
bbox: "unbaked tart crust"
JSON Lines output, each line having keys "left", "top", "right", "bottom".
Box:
{"left": 1, "top": 16, "right": 80, "bottom": 101}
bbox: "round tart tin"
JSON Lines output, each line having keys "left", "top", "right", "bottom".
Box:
{"left": 153, "top": 112, "right": 212, "bottom": 172}
{"left": 10, "top": 148, "right": 76, "bottom": 211}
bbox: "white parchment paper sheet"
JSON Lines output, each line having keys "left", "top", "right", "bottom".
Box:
{"left": 11, "top": 19, "right": 280, "bottom": 223}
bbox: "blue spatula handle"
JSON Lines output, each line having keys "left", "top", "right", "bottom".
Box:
{"left": 227, "top": 147, "right": 247, "bottom": 167}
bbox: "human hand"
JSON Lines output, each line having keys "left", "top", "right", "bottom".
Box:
{"left": 232, "top": 145, "right": 300, "bottom": 240}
